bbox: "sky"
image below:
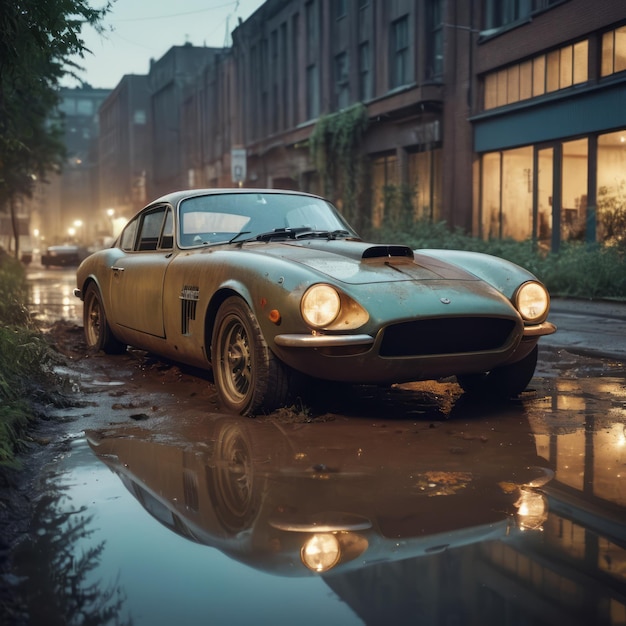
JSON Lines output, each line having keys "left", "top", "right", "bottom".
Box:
{"left": 64, "top": 0, "right": 266, "bottom": 89}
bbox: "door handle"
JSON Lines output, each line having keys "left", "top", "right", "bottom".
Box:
{"left": 111, "top": 266, "right": 125, "bottom": 272}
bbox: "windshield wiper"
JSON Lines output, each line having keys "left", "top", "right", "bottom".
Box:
{"left": 228, "top": 231, "right": 252, "bottom": 244}
{"left": 294, "top": 229, "right": 351, "bottom": 240}
{"left": 254, "top": 227, "right": 309, "bottom": 242}
{"left": 231, "top": 227, "right": 352, "bottom": 244}
{"left": 254, "top": 228, "right": 352, "bottom": 242}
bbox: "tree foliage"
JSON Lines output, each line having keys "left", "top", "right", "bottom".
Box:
{"left": 0, "top": 0, "right": 111, "bottom": 252}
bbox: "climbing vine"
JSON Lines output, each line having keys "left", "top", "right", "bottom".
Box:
{"left": 309, "top": 103, "right": 369, "bottom": 228}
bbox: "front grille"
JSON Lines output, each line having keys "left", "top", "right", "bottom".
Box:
{"left": 379, "top": 317, "right": 517, "bottom": 357}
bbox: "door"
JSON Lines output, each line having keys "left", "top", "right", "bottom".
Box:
{"left": 110, "top": 206, "right": 174, "bottom": 337}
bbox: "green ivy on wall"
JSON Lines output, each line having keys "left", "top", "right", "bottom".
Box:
{"left": 309, "top": 103, "right": 369, "bottom": 227}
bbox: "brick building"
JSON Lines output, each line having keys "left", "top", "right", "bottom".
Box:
{"left": 473, "top": 0, "right": 626, "bottom": 252}
{"left": 96, "top": 0, "right": 626, "bottom": 252}
{"left": 98, "top": 75, "right": 151, "bottom": 241}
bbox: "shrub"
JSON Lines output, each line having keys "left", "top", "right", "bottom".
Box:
{"left": 0, "top": 252, "right": 66, "bottom": 467}
{"left": 0, "top": 250, "right": 31, "bottom": 327}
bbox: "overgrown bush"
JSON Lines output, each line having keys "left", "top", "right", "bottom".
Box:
{"left": 368, "top": 218, "right": 626, "bottom": 300}
{"left": 0, "top": 251, "right": 65, "bottom": 467}
{"left": 0, "top": 250, "right": 31, "bottom": 327}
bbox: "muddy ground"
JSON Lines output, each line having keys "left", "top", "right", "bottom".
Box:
{"left": 0, "top": 319, "right": 465, "bottom": 578}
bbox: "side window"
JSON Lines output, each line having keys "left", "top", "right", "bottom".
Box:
{"left": 159, "top": 208, "right": 174, "bottom": 249}
{"left": 120, "top": 219, "right": 138, "bottom": 251}
{"left": 137, "top": 208, "right": 166, "bottom": 251}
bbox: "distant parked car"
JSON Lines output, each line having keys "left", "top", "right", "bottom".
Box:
{"left": 74, "top": 188, "right": 556, "bottom": 415}
{"left": 42, "top": 244, "right": 88, "bottom": 268}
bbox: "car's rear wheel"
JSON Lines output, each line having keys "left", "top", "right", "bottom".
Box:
{"left": 456, "top": 345, "right": 538, "bottom": 399}
{"left": 83, "top": 283, "right": 126, "bottom": 354}
{"left": 212, "top": 296, "right": 290, "bottom": 416}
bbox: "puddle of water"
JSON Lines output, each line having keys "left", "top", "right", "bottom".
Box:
{"left": 6, "top": 344, "right": 626, "bottom": 626}
{"left": 8, "top": 437, "right": 361, "bottom": 626}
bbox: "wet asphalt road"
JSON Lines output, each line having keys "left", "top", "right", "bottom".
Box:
{"left": 545, "top": 297, "right": 626, "bottom": 361}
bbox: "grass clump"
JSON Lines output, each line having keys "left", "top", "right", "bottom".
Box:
{"left": 0, "top": 251, "right": 66, "bottom": 468}
{"left": 368, "top": 218, "right": 626, "bottom": 300}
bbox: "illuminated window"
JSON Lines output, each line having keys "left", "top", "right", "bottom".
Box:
{"left": 601, "top": 26, "right": 626, "bottom": 76}
{"left": 561, "top": 138, "right": 588, "bottom": 243}
{"left": 533, "top": 55, "right": 546, "bottom": 96}
{"left": 408, "top": 148, "right": 442, "bottom": 221}
{"left": 371, "top": 154, "right": 399, "bottom": 227}
{"left": 483, "top": 40, "right": 588, "bottom": 110}
{"left": 481, "top": 147, "right": 533, "bottom": 241}
{"left": 597, "top": 130, "right": 626, "bottom": 245}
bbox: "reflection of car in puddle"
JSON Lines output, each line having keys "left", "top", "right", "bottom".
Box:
{"left": 86, "top": 418, "right": 552, "bottom": 577}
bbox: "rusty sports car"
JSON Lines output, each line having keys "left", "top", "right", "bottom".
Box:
{"left": 74, "top": 189, "right": 556, "bottom": 415}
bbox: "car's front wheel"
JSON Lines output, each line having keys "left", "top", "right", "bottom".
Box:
{"left": 456, "top": 345, "right": 538, "bottom": 399}
{"left": 212, "top": 296, "right": 290, "bottom": 416}
{"left": 83, "top": 283, "right": 127, "bottom": 354}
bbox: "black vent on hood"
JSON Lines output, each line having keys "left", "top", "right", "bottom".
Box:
{"left": 362, "top": 245, "right": 414, "bottom": 260}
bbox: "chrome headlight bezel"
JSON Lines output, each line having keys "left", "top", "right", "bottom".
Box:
{"left": 514, "top": 281, "right": 550, "bottom": 323}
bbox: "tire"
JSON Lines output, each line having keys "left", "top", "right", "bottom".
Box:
{"left": 207, "top": 422, "right": 260, "bottom": 533}
{"left": 212, "top": 296, "right": 290, "bottom": 416}
{"left": 83, "top": 283, "right": 127, "bottom": 354}
{"left": 456, "top": 345, "right": 538, "bottom": 399}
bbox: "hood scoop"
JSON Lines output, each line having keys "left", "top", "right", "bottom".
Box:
{"left": 362, "top": 245, "right": 415, "bottom": 262}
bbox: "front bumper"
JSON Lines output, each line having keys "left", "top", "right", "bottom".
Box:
{"left": 272, "top": 318, "right": 557, "bottom": 384}
{"left": 274, "top": 320, "right": 556, "bottom": 349}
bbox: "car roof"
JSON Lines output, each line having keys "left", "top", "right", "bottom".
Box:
{"left": 151, "top": 188, "right": 324, "bottom": 207}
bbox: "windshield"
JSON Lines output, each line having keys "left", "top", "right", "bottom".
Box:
{"left": 178, "top": 192, "right": 357, "bottom": 247}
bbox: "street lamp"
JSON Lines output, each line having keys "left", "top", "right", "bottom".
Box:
{"left": 73, "top": 219, "right": 84, "bottom": 244}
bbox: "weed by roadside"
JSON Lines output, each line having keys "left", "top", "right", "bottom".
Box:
{"left": 0, "top": 251, "right": 69, "bottom": 468}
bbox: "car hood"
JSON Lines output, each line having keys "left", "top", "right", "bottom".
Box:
{"left": 251, "top": 239, "right": 481, "bottom": 284}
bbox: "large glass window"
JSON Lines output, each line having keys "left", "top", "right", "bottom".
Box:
{"left": 601, "top": 26, "right": 626, "bottom": 77}
{"left": 484, "top": 40, "right": 588, "bottom": 110}
{"left": 481, "top": 152, "right": 502, "bottom": 239}
{"left": 502, "top": 147, "right": 534, "bottom": 240}
{"left": 480, "top": 138, "right": 594, "bottom": 247}
{"left": 408, "top": 149, "right": 442, "bottom": 221}
{"left": 371, "top": 154, "right": 399, "bottom": 227}
{"left": 537, "top": 147, "right": 554, "bottom": 247}
{"left": 597, "top": 130, "right": 626, "bottom": 245}
{"left": 561, "top": 138, "right": 588, "bottom": 242}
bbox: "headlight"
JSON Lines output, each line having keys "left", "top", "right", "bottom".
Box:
{"left": 301, "top": 284, "right": 341, "bottom": 328}
{"left": 516, "top": 488, "right": 548, "bottom": 531}
{"left": 301, "top": 533, "right": 341, "bottom": 572}
{"left": 515, "top": 281, "right": 549, "bottom": 323}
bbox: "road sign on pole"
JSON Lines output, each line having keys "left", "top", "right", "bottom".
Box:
{"left": 231, "top": 148, "right": 247, "bottom": 184}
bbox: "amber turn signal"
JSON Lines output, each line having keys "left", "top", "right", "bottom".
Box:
{"left": 269, "top": 309, "right": 281, "bottom": 323}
